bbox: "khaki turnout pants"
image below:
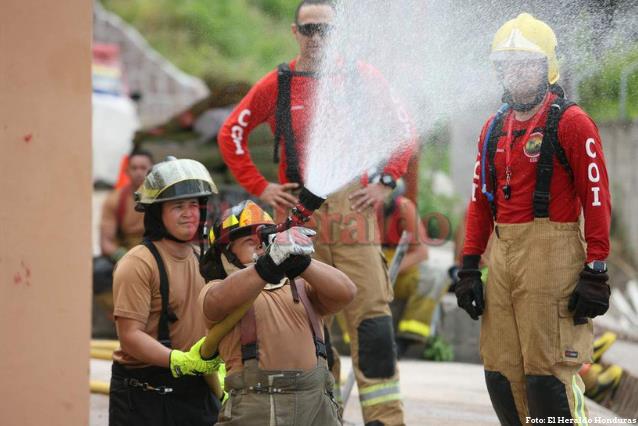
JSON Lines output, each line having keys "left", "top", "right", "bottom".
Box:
{"left": 482, "top": 219, "right": 593, "bottom": 425}
{"left": 311, "top": 184, "right": 404, "bottom": 426}
{"left": 217, "top": 359, "right": 339, "bottom": 426}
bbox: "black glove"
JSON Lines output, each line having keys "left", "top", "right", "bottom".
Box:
{"left": 254, "top": 254, "right": 286, "bottom": 284}
{"left": 281, "top": 255, "right": 312, "bottom": 279}
{"left": 254, "top": 227, "right": 315, "bottom": 284}
{"left": 254, "top": 254, "right": 312, "bottom": 283}
{"left": 568, "top": 268, "right": 611, "bottom": 320}
{"left": 455, "top": 255, "right": 484, "bottom": 320}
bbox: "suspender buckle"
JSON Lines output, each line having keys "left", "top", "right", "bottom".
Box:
{"left": 533, "top": 190, "right": 550, "bottom": 202}
{"left": 533, "top": 190, "right": 551, "bottom": 218}
{"left": 315, "top": 340, "right": 328, "bottom": 359}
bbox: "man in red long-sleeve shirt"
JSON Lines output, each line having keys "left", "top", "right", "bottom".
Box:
{"left": 456, "top": 13, "right": 611, "bottom": 425}
{"left": 217, "top": 1, "right": 412, "bottom": 424}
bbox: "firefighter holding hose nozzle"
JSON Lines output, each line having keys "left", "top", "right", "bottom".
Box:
{"left": 198, "top": 200, "right": 356, "bottom": 425}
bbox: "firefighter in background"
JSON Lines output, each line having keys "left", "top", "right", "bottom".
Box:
{"left": 94, "top": 149, "right": 154, "bottom": 328}
{"left": 100, "top": 149, "right": 155, "bottom": 259}
{"left": 216, "top": 1, "right": 413, "bottom": 423}
{"left": 377, "top": 181, "right": 431, "bottom": 355}
{"left": 456, "top": 13, "right": 611, "bottom": 424}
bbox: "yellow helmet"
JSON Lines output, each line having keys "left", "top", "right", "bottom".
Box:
{"left": 209, "top": 200, "right": 274, "bottom": 246}
{"left": 135, "top": 157, "right": 218, "bottom": 211}
{"left": 491, "top": 13, "right": 559, "bottom": 84}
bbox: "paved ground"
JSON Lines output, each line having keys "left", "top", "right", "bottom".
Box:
{"left": 90, "top": 357, "right": 618, "bottom": 426}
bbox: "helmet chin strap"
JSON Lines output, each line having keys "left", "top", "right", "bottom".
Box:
{"left": 503, "top": 81, "right": 549, "bottom": 112}
{"left": 222, "top": 245, "right": 246, "bottom": 270}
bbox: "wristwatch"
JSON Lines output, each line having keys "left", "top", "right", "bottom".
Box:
{"left": 585, "top": 260, "right": 608, "bottom": 273}
{"left": 371, "top": 173, "right": 397, "bottom": 189}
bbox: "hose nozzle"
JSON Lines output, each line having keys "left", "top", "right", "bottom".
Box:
{"left": 257, "top": 187, "right": 326, "bottom": 243}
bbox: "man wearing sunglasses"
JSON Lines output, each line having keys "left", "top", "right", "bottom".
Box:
{"left": 456, "top": 13, "right": 611, "bottom": 424}
{"left": 217, "top": 1, "right": 411, "bottom": 425}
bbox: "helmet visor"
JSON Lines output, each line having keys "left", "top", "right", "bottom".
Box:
{"left": 137, "top": 159, "right": 218, "bottom": 205}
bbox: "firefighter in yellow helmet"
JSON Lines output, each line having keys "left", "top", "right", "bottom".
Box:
{"left": 198, "top": 200, "right": 356, "bottom": 425}
{"left": 456, "top": 13, "right": 612, "bottom": 425}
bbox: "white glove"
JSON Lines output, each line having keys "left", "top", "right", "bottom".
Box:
{"left": 267, "top": 227, "right": 316, "bottom": 265}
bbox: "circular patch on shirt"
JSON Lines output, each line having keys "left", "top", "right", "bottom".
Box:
{"left": 524, "top": 132, "right": 543, "bottom": 158}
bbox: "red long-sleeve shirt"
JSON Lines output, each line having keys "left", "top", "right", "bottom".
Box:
{"left": 217, "top": 59, "right": 414, "bottom": 196}
{"left": 463, "top": 94, "right": 611, "bottom": 262}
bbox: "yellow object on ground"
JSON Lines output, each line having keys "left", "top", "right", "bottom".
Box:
{"left": 90, "top": 339, "right": 119, "bottom": 350}
{"left": 592, "top": 331, "right": 617, "bottom": 364}
{"left": 91, "top": 348, "right": 114, "bottom": 361}
{"left": 90, "top": 380, "right": 110, "bottom": 395}
{"left": 585, "top": 364, "right": 623, "bottom": 403}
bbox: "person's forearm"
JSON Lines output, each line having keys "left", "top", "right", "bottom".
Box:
{"left": 397, "top": 245, "right": 428, "bottom": 274}
{"left": 301, "top": 261, "right": 356, "bottom": 313}
{"left": 119, "top": 328, "right": 172, "bottom": 368}
{"left": 100, "top": 236, "right": 120, "bottom": 258}
{"left": 203, "top": 267, "right": 266, "bottom": 322}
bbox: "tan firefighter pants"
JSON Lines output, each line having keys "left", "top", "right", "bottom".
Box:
{"left": 481, "top": 219, "right": 593, "bottom": 425}
{"left": 312, "top": 183, "right": 404, "bottom": 426}
{"left": 216, "top": 359, "right": 340, "bottom": 426}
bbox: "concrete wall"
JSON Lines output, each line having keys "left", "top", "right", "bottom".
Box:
{"left": 599, "top": 121, "right": 638, "bottom": 267}
{"left": 0, "top": 1, "right": 92, "bottom": 425}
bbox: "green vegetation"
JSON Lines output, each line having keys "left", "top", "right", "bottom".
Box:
{"left": 418, "top": 123, "right": 461, "bottom": 241}
{"left": 102, "top": 0, "right": 301, "bottom": 84}
{"left": 104, "top": 0, "right": 460, "bottom": 234}
{"left": 578, "top": 43, "right": 638, "bottom": 122}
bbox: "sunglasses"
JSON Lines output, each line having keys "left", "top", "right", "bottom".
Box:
{"left": 296, "top": 23, "right": 333, "bottom": 38}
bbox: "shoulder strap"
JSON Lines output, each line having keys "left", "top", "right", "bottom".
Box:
{"left": 533, "top": 96, "right": 578, "bottom": 218}
{"left": 274, "top": 63, "right": 303, "bottom": 184}
{"left": 549, "top": 97, "right": 576, "bottom": 180}
{"left": 240, "top": 306, "right": 259, "bottom": 363}
{"left": 294, "top": 280, "right": 327, "bottom": 359}
{"left": 142, "top": 239, "right": 177, "bottom": 348}
{"left": 486, "top": 115, "right": 506, "bottom": 219}
{"left": 274, "top": 63, "right": 291, "bottom": 164}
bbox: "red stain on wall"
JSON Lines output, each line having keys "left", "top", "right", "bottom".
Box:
{"left": 12, "top": 260, "right": 32, "bottom": 286}
{"left": 23, "top": 133, "right": 33, "bottom": 143}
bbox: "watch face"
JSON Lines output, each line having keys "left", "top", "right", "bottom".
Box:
{"left": 589, "top": 261, "right": 607, "bottom": 272}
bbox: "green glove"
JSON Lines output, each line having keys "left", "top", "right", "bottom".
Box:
{"left": 169, "top": 337, "right": 220, "bottom": 378}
